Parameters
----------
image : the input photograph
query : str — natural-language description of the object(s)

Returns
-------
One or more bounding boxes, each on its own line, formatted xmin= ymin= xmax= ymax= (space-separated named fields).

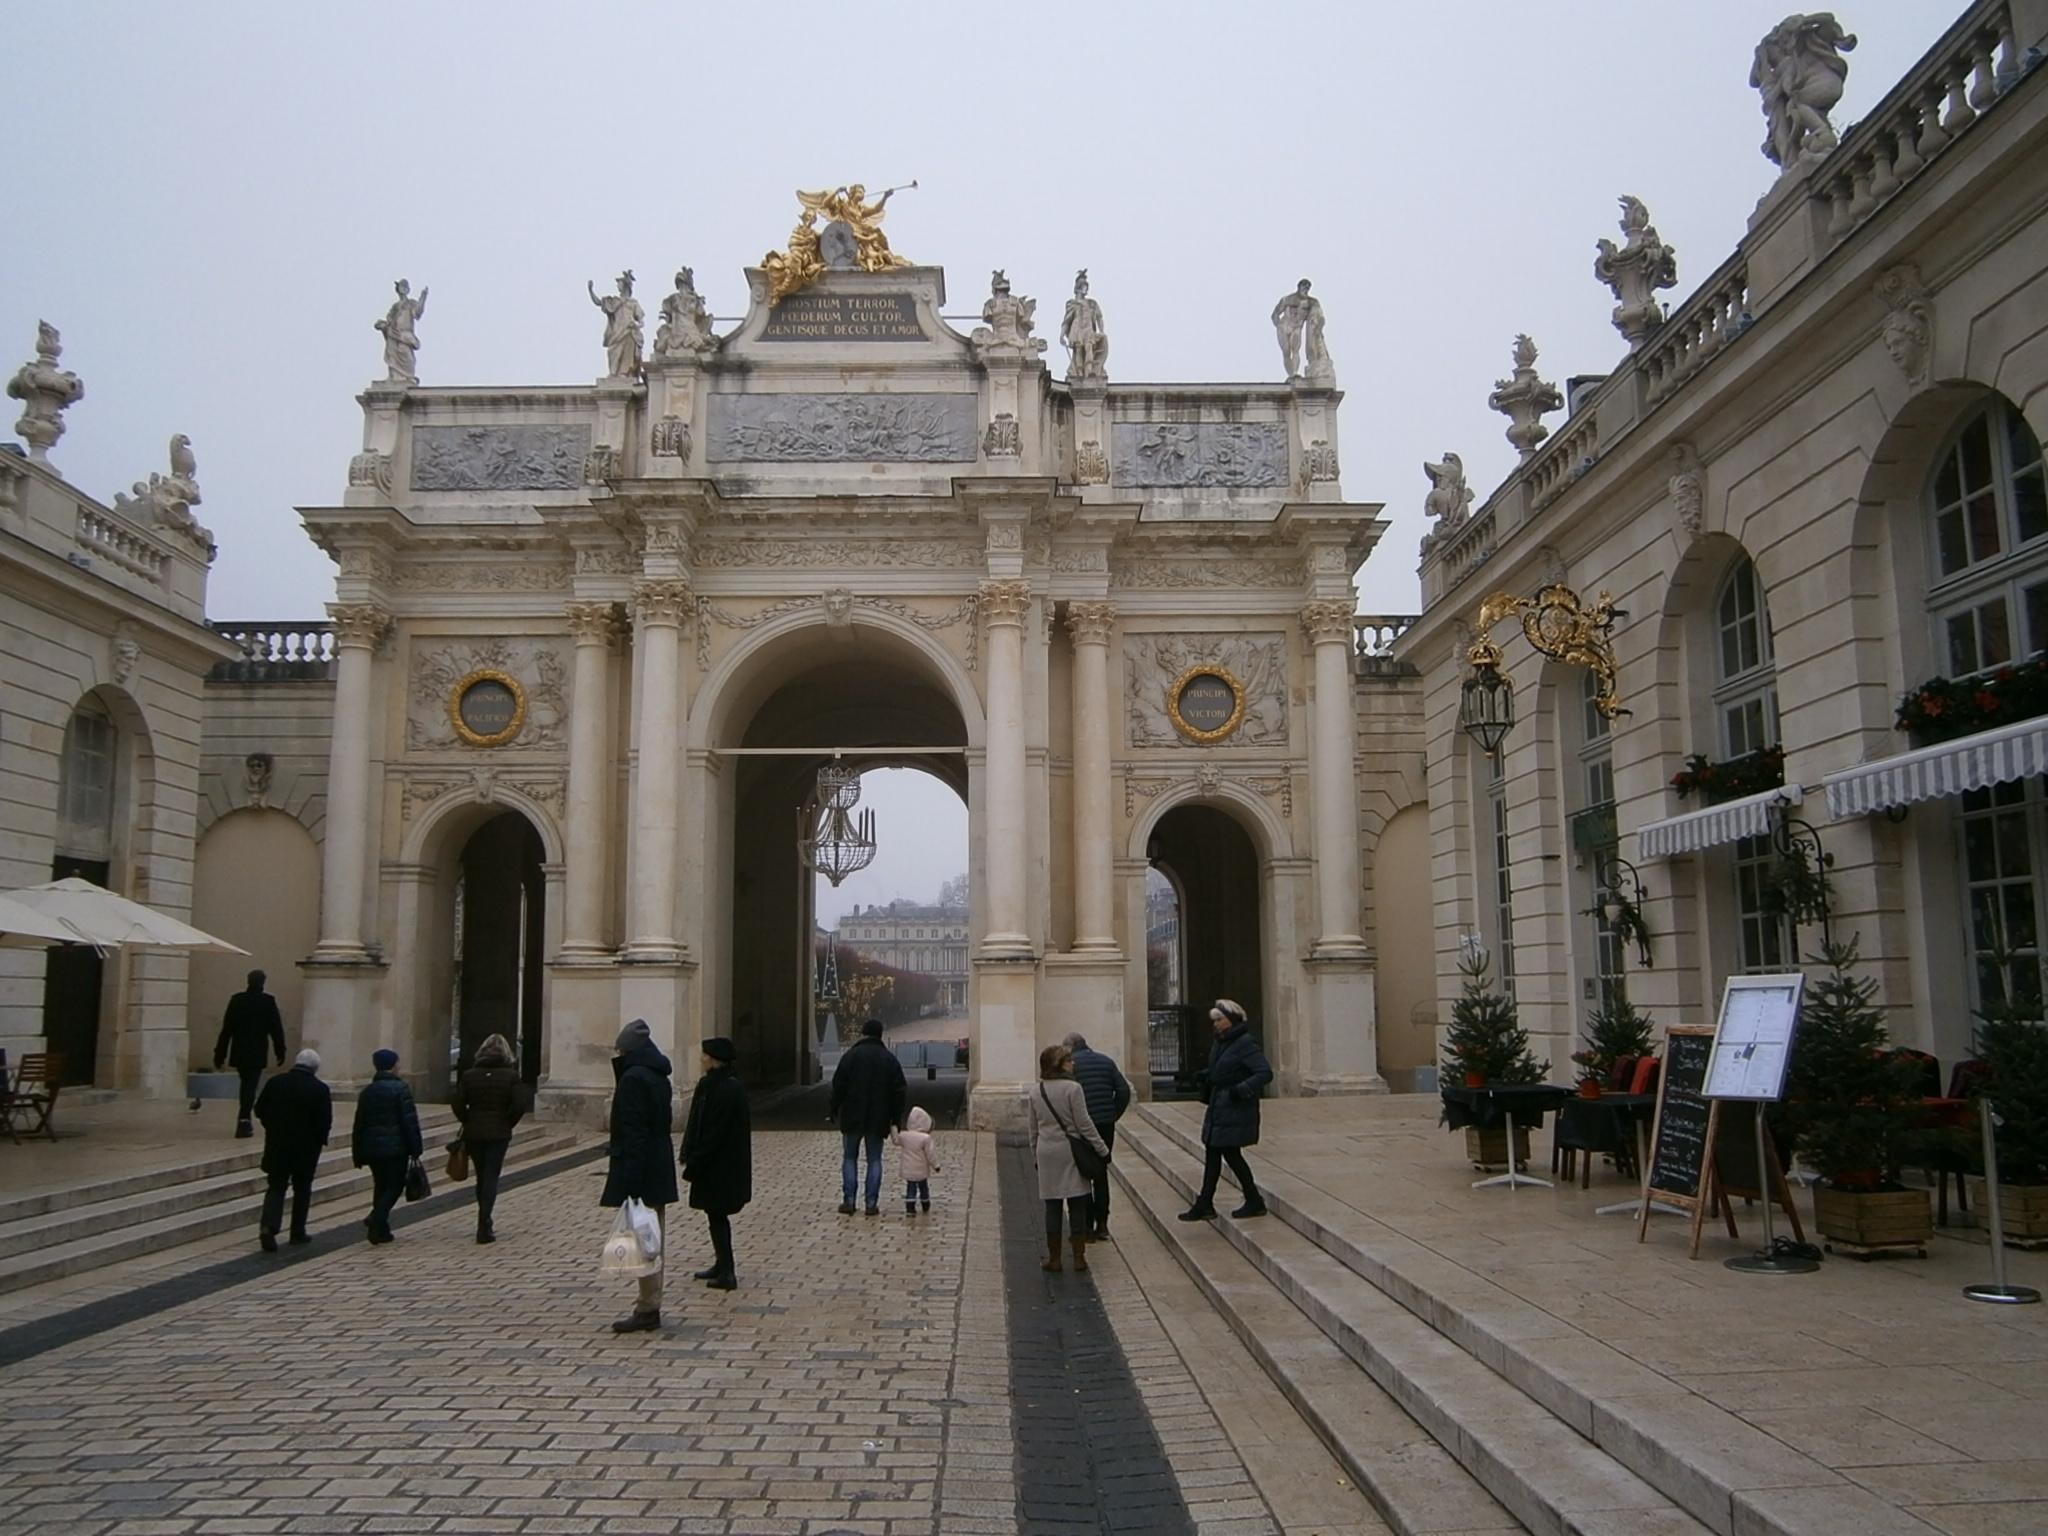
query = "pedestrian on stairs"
xmin=601 ymin=1019 xmax=677 ymax=1334
xmin=1062 ymin=1032 xmax=1130 ymax=1241
xmin=680 ymin=1036 xmax=750 ymax=1291
xmin=351 ymin=1048 xmax=422 ymax=1245
xmin=1028 ymin=1043 xmax=1109 ymax=1273
xmin=450 ymin=1032 xmax=526 ymax=1245
xmin=253 ymin=1048 xmax=331 ymax=1251
xmin=214 ymin=969 xmax=287 ymax=1138
xmin=1177 ymin=999 xmax=1272 ymax=1223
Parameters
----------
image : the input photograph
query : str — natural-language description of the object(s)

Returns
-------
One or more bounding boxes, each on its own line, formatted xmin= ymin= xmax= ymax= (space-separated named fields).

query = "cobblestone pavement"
xmin=0 ymin=1128 xmax=1327 ymax=1535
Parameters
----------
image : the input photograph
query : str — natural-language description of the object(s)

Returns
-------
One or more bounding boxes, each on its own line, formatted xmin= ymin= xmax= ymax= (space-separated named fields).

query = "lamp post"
xmin=1595 ymin=851 xmax=1653 ymax=968
xmin=1458 ymin=645 xmax=1517 ymax=758
xmin=1456 ymin=583 xmax=1626 ymax=758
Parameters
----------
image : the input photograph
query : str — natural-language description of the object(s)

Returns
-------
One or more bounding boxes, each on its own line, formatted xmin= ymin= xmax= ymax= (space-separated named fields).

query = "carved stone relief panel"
xmin=1125 ymin=632 xmax=1288 ymax=748
xmin=410 ymin=425 xmax=591 ymax=491
xmin=707 ymin=394 xmax=977 ymax=462
xmin=692 ymin=538 xmax=982 ymax=570
xmin=407 ymin=635 xmax=570 ymax=752
xmin=1110 ymin=422 xmax=1288 ymax=488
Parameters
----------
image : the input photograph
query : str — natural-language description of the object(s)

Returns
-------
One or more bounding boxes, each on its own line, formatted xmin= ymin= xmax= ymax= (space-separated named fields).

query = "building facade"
xmin=837 ymin=899 xmax=970 ymax=1012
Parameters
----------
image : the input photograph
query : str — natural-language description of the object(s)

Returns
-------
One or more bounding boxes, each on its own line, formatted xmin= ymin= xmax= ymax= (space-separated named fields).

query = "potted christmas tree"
xmin=1441 ymin=944 xmax=1546 ymax=1166
xmin=1571 ymin=996 xmax=1656 ymax=1098
xmin=1969 ymin=991 xmax=2048 ymax=1242
xmin=1783 ymin=938 xmax=1931 ymax=1253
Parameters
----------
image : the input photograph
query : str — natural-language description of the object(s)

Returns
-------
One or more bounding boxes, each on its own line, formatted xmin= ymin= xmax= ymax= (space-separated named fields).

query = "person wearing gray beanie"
xmin=253 ymin=1045 xmax=332 ymax=1252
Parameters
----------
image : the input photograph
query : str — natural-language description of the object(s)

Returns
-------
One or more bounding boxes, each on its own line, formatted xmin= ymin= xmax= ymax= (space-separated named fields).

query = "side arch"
xmin=186 ymin=809 xmax=321 ymax=1069
xmin=398 ymin=781 xmax=567 ymax=870
xmin=1126 ymin=779 xmax=1292 ymax=865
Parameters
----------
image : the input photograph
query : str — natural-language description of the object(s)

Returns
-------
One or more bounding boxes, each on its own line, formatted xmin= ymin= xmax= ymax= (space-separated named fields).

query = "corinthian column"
xmin=980 ymin=579 xmax=1034 ymax=954
xmin=1066 ymin=601 xmax=1117 ymax=952
xmin=561 ymin=601 xmax=618 ymax=954
xmin=312 ymin=602 xmax=389 ymax=956
xmin=1302 ymin=600 xmax=1367 ymax=955
xmin=624 ymin=579 xmax=691 ymax=960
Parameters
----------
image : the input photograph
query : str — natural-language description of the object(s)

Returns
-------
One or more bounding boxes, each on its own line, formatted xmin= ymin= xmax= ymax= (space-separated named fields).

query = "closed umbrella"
xmin=0 ymin=892 xmax=86 ymax=948
xmin=1 ymin=877 xmax=246 ymax=954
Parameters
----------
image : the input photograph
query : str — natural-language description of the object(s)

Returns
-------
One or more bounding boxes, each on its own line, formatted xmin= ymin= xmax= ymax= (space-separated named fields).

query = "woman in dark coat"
xmin=601 ymin=1019 xmax=677 ymax=1333
xmin=1177 ymin=999 xmax=1273 ymax=1222
xmin=351 ymin=1048 xmax=423 ymax=1244
xmin=450 ymin=1032 xmax=526 ymax=1244
xmin=680 ymin=1036 xmax=752 ymax=1292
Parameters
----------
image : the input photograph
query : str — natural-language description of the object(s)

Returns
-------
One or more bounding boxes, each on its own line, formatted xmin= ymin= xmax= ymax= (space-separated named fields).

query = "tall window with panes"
xmin=1714 ymin=558 xmax=1790 ymax=971
xmin=1480 ymin=747 xmax=1515 ymax=995
xmin=1577 ymin=670 xmax=1627 ymax=1007
xmin=1930 ymin=400 xmax=2048 ymax=1008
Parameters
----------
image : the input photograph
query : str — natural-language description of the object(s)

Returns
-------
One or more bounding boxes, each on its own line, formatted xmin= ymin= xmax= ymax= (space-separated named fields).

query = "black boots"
xmin=1231 ymin=1196 xmax=1269 ymax=1218
xmin=1176 ymin=1202 xmax=1216 ymax=1222
xmin=235 ymin=1119 xmax=254 ymax=1139
xmin=611 ymin=1310 xmax=660 ymax=1334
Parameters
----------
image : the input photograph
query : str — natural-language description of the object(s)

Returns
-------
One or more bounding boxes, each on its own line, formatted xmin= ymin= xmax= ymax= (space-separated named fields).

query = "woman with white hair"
xmin=1176 ymin=999 xmax=1272 ymax=1223
xmin=450 ymin=1033 xmax=527 ymax=1244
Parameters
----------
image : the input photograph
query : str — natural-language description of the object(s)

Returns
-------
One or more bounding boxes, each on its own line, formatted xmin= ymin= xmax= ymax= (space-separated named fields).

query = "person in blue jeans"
xmin=829 ymin=1018 xmax=907 ymax=1215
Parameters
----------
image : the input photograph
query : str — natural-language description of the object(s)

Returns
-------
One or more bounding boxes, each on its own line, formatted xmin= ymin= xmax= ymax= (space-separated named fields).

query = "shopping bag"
xmin=445 ymin=1138 xmax=470 ymax=1183
xmin=599 ymin=1198 xmax=662 ymax=1277
xmin=403 ymin=1156 xmax=432 ymax=1203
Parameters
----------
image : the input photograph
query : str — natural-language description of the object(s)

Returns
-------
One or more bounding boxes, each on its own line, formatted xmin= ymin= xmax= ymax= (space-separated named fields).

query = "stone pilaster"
xmin=560 ymin=601 xmax=619 ymax=956
xmin=1066 ymin=601 xmax=1118 ymax=952
xmin=980 ymin=578 xmax=1034 ymax=955
xmin=1301 ymin=599 xmax=1367 ymax=955
xmin=623 ymin=578 xmax=691 ymax=962
xmin=311 ymin=602 xmax=389 ymax=957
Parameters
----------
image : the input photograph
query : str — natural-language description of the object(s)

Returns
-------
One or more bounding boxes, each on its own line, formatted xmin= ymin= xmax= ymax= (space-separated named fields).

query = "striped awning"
xmin=1822 ymin=716 xmax=2048 ymax=818
xmin=1635 ymin=785 xmax=1803 ymax=859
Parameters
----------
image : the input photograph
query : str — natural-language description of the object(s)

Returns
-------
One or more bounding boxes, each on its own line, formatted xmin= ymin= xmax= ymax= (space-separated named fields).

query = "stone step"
xmin=1112 ymin=1145 xmax=1529 ymax=1535
xmin=0 ymin=1127 xmax=584 ymax=1296
xmin=1129 ymin=1106 xmax=1921 ymax=1536
xmin=1117 ymin=1114 xmax=1718 ymax=1536
xmin=0 ymin=1108 xmax=463 ymax=1225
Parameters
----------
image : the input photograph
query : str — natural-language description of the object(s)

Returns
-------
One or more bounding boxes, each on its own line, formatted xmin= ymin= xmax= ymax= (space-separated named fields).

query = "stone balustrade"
xmin=1818 ymin=0 xmax=2023 ymax=243
xmin=208 ymin=621 xmax=337 ymax=682
xmin=74 ymin=505 xmax=169 ymax=586
xmin=1352 ymin=615 xmax=1418 ymax=656
xmin=1433 ymin=507 xmax=1497 ymax=584
xmin=1640 ymin=255 xmax=1752 ymax=408
xmin=1529 ymin=409 xmax=1601 ymax=513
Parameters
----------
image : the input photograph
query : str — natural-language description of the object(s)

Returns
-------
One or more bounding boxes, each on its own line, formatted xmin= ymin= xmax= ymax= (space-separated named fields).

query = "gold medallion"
xmin=448 ymin=668 xmax=526 ymax=748
xmin=1168 ymin=665 xmax=1246 ymax=744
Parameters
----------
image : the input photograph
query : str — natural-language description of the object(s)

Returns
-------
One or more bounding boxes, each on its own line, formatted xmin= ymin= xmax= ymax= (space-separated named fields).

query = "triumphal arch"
xmin=295 ymin=192 xmax=1390 ymax=1125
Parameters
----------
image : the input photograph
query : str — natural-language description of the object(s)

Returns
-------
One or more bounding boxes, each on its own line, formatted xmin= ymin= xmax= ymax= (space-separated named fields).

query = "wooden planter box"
xmin=1965 ymin=1178 xmax=2048 ymax=1240
xmin=1814 ymin=1186 xmax=1933 ymax=1252
xmin=1464 ymin=1126 xmax=1532 ymax=1170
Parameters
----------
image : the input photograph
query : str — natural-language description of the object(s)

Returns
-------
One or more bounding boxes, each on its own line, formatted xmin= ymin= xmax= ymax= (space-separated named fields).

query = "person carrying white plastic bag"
xmin=599 ymin=1197 xmax=663 ymax=1276
xmin=597 ymin=1020 xmax=677 ymax=1333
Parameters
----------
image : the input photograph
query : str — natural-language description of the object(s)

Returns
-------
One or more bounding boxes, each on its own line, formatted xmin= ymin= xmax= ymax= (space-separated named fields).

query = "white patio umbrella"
xmin=1 ymin=877 xmax=247 ymax=954
xmin=0 ymin=891 xmax=88 ymax=948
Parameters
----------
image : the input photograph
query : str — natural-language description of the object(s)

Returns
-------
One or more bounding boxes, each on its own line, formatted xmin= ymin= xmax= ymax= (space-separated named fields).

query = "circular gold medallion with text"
xmin=449 ymin=669 xmax=526 ymax=748
xmin=1168 ymin=665 xmax=1245 ymax=744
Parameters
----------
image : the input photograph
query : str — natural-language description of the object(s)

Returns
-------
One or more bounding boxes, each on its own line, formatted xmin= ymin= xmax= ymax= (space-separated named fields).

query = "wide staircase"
xmin=1115 ymin=1103 xmax=1852 ymax=1536
xmin=0 ymin=1107 xmax=595 ymax=1295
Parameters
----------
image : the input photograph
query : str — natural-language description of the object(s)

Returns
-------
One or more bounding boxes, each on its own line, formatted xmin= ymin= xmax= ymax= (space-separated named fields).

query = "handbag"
xmin=445 ymin=1138 xmax=470 ymax=1183
xmin=1039 ymin=1085 xmax=1107 ymax=1181
xmin=403 ymin=1156 xmax=431 ymax=1203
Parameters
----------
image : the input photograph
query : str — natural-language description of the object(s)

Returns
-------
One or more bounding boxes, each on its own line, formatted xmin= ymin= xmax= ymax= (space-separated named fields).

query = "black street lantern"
xmin=1459 ymin=652 xmax=1516 ymax=758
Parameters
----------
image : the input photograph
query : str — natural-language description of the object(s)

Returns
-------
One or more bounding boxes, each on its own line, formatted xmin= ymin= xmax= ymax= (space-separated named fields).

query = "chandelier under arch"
xmin=800 ymin=763 xmax=877 ymax=887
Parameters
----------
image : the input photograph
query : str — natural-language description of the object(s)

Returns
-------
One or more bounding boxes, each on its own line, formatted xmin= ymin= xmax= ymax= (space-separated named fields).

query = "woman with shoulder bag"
xmin=450 ymin=1032 xmax=526 ymax=1244
xmin=1026 ymin=1043 xmax=1110 ymax=1273
xmin=1177 ymin=999 xmax=1273 ymax=1222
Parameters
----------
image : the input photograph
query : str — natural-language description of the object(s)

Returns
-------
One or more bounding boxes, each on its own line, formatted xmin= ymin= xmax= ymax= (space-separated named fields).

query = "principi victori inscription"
xmin=760 ymin=291 xmax=925 ymax=342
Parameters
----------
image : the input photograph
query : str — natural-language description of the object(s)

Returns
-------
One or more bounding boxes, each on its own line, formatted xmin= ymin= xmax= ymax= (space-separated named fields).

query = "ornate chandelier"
xmin=800 ymin=764 xmax=877 ymax=887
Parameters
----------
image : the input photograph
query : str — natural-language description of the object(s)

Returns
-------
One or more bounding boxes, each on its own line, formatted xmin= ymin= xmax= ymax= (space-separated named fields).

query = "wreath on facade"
xmin=1670 ymin=746 xmax=1785 ymax=803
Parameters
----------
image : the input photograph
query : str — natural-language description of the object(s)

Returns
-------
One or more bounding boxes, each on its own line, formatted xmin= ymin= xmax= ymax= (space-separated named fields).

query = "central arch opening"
xmin=1147 ymin=801 xmax=1265 ymax=1089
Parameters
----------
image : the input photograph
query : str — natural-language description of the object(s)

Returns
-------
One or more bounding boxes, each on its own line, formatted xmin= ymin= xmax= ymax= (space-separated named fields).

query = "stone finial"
xmin=1593 ymin=196 xmax=1679 ymax=348
xmin=969 ymin=270 xmax=1046 ymax=363
xmin=7 ymin=321 xmax=84 ymax=462
xmin=1751 ymin=14 xmax=1858 ymax=169
xmin=374 ymin=279 xmax=427 ymax=385
xmin=588 ymin=270 xmax=645 ymax=381
xmin=1061 ymin=269 xmax=1109 ymax=386
xmin=653 ymin=266 xmax=719 ymax=359
xmin=1272 ymin=279 xmax=1334 ymax=386
xmin=1488 ymin=335 xmax=1563 ymax=460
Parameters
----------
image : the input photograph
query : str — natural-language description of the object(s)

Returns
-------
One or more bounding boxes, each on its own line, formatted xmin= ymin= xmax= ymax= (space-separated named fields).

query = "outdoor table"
xmin=1555 ymin=1091 xmax=1658 ymax=1189
xmin=1440 ymin=1083 xmax=1571 ymax=1191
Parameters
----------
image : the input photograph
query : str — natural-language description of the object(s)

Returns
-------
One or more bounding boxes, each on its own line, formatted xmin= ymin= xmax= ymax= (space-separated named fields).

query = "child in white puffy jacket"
xmin=892 ymin=1105 xmax=940 ymax=1216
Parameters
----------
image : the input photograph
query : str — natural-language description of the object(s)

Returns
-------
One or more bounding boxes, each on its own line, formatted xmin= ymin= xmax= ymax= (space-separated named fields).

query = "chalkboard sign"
xmin=1645 ymin=1028 xmax=1714 ymax=1202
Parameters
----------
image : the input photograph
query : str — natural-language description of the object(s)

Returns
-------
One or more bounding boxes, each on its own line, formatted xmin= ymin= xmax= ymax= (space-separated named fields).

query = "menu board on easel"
xmin=1703 ymin=974 xmax=1805 ymax=1101
xmin=1637 ymin=1027 xmax=1722 ymax=1244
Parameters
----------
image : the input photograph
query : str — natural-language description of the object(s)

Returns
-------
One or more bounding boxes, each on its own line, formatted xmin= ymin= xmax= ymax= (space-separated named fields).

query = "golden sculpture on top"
xmin=1467 ymin=583 xmax=1628 ymax=721
xmin=762 ymin=182 xmax=918 ymax=303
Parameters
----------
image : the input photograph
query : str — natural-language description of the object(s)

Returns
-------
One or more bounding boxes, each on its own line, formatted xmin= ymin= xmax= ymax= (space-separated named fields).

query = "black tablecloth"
xmin=1440 ymin=1083 xmax=1572 ymax=1132
xmin=1553 ymin=1092 xmax=1658 ymax=1156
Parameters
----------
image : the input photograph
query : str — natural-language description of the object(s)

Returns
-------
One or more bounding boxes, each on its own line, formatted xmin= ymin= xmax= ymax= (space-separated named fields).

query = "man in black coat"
xmin=601 ymin=1019 xmax=677 ymax=1333
xmin=253 ymin=1048 xmax=332 ymax=1251
xmin=214 ymin=969 xmax=287 ymax=1138
xmin=1063 ymin=1032 xmax=1132 ymax=1241
xmin=681 ymin=1036 xmax=751 ymax=1291
xmin=830 ymin=1018 xmax=907 ymax=1216
xmin=350 ymin=1048 xmax=423 ymax=1245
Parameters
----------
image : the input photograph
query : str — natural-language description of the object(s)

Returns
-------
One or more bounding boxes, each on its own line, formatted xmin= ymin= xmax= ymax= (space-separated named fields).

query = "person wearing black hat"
xmin=214 ymin=969 xmax=287 ymax=1138
xmin=680 ymin=1036 xmax=751 ymax=1291
xmin=829 ymin=1017 xmax=907 ymax=1215
xmin=600 ymin=1019 xmax=677 ymax=1333
xmin=351 ymin=1048 xmax=422 ymax=1244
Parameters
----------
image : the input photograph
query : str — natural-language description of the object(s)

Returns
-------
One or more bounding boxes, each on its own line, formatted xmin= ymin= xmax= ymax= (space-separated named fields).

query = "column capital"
xmin=979 ymin=579 xmax=1034 ymax=628
xmin=631 ymin=578 xmax=694 ymax=629
xmin=1299 ymin=599 xmax=1353 ymax=643
xmin=326 ymin=602 xmax=391 ymax=649
xmin=1064 ymin=600 xmax=1117 ymax=646
xmin=564 ymin=600 xmax=622 ymax=644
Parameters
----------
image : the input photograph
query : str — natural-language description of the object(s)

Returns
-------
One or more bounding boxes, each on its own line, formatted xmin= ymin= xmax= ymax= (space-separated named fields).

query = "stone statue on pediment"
xmin=1424 ymin=454 xmax=1473 ymax=531
xmin=1061 ymin=269 xmax=1109 ymax=386
xmin=588 ymin=269 xmax=644 ymax=380
xmin=653 ymin=266 xmax=719 ymax=359
xmin=1751 ymin=13 xmax=1857 ymax=168
xmin=970 ymin=270 xmax=1045 ymax=362
xmin=373 ymin=278 xmax=427 ymax=384
xmin=1272 ymin=279 xmax=1334 ymax=386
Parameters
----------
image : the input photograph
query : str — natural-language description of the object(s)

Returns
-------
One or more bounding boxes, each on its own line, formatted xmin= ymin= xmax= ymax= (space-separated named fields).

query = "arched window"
xmin=1714 ymin=558 xmax=1788 ymax=972
xmin=56 ymin=698 xmax=117 ymax=863
xmin=1927 ymin=399 xmax=2048 ymax=676
xmin=1475 ymin=742 xmax=1515 ymax=996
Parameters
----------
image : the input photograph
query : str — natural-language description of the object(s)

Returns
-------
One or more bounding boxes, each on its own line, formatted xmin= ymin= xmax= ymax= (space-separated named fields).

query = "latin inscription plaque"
xmin=1168 ymin=666 xmax=1246 ymax=744
xmin=759 ymin=291 xmax=924 ymax=342
xmin=449 ymin=670 xmax=526 ymax=748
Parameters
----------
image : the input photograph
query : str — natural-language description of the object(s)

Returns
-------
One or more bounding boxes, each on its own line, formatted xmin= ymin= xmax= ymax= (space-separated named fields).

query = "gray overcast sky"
xmin=5 ymin=2 xmax=1940 ymax=912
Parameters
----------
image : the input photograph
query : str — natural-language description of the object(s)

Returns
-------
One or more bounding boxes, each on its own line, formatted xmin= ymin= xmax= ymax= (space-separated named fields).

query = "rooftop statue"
xmin=7 ymin=320 xmax=84 ymax=463
xmin=762 ymin=182 xmax=917 ymax=303
xmin=115 ymin=433 xmax=213 ymax=556
xmin=653 ymin=266 xmax=719 ymax=359
xmin=1593 ymin=196 xmax=1679 ymax=348
xmin=1423 ymin=454 xmax=1474 ymax=531
xmin=970 ymin=270 xmax=1045 ymax=362
xmin=1272 ymin=279 xmax=1334 ymax=386
xmin=1061 ymin=269 xmax=1109 ymax=386
xmin=373 ymin=278 xmax=427 ymax=385
xmin=588 ymin=269 xmax=644 ymax=380
xmin=1751 ymin=13 xmax=1858 ymax=168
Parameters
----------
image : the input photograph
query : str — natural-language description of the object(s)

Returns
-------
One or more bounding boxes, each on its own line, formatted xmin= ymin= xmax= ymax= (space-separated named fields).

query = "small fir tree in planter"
xmin=1783 ymin=938 xmax=1931 ymax=1251
xmin=1972 ymin=989 xmax=2048 ymax=1239
xmin=1571 ymin=996 xmax=1656 ymax=1094
xmin=1441 ymin=945 xmax=1545 ymax=1166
